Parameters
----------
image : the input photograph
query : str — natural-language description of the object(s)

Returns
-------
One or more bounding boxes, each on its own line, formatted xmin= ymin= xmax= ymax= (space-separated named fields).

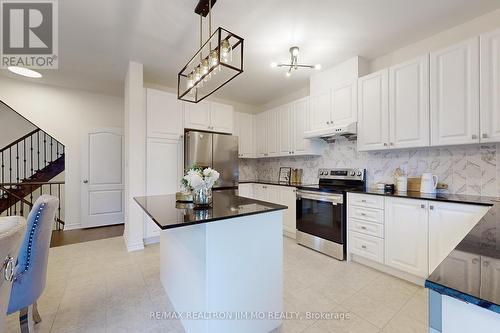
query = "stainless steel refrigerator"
xmin=184 ymin=131 xmax=239 ymax=189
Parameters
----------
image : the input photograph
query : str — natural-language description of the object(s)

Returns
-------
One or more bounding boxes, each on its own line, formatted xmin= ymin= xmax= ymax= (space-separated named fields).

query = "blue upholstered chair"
xmin=7 ymin=195 xmax=59 ymax=333
xmin=0 ymin=216 xmax=27 ymax=332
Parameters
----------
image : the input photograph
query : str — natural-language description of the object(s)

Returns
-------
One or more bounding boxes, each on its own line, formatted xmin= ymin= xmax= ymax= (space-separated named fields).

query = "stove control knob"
xmin=350 ymin=171 xmax=355 ymax=176
xmin=357 ymin=171 xmax=363 ymax=176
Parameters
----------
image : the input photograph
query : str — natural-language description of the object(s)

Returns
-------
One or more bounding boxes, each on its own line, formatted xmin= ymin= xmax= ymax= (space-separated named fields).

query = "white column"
xmin=124 ymin=61 xmax=145 ymax=251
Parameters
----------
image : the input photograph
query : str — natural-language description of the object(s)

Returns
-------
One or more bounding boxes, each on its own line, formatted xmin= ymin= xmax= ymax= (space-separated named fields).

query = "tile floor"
xmin=5 ymin=236 xmax=428 ymax=333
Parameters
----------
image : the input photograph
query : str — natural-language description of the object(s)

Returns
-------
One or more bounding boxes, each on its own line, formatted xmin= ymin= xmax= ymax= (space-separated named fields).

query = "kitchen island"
xmin=134 ymin=191 xmax=287 ymax=333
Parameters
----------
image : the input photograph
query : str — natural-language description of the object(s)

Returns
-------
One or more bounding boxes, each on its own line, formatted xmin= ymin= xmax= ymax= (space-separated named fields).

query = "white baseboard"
xmin=144 ymin=236 xmax=160 ymax=245
xmin=283 ymin=230 xmax=296 ymax=239
xmin=352 ymin=254 xmax=425 ymax=286
xmin=63 ymin=223 xmax=82 ymax=230
xmin=126 ymin=241 xmax=145 ymax=252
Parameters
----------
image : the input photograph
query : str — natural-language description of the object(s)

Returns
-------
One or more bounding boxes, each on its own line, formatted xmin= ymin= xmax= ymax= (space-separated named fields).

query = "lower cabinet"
xmin=385 ymin=197 xmax=429 ymax=278
xmin=238 ymin=183 xmax=296 ymax=237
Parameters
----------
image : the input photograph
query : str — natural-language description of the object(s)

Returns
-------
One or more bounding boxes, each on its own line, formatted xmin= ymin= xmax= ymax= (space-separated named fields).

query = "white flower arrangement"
xmin=181 ymin=166 xmax=220 ymax=191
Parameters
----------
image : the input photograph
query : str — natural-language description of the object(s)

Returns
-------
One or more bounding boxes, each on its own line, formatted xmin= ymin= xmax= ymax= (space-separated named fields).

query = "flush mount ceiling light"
xmin=178 ymin=0 xmax=244 ymax=103
xmin=7 ymin=66 xmax=42 ymax=78
xmin=270 ymin=46 xmax=321 ymax=77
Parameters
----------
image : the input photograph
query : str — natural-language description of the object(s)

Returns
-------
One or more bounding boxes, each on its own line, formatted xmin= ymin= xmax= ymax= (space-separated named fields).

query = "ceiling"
xmin=2 ymin=0 xmax=500 ymax=106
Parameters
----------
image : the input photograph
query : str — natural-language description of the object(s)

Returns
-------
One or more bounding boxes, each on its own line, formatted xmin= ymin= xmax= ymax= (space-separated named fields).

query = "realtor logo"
xmin=1 ymin=0 xmax=58 ymax=68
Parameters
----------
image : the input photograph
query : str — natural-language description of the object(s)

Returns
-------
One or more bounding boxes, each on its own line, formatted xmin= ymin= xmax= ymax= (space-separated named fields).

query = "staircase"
xmin=0 ymin=128 xmax=65 ymax=229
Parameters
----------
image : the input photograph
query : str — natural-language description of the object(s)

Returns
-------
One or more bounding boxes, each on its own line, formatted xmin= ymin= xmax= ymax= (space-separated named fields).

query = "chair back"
xmin=7 ymin=195 xmax=58 ymax=314
xmin=0 ymin=217 xmax=26 ymax=331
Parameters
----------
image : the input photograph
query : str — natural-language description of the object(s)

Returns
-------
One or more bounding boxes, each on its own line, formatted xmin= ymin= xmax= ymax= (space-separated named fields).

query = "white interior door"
xmin=81 ymin=128 xmax=124 ymax=228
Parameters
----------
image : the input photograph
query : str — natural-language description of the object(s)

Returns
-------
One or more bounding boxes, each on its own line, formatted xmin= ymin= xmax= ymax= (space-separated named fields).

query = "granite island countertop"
xmin=239 ymin=180 xmax=318 ymax=188
xmin=134 ymin=191 xmax=287 ymax=230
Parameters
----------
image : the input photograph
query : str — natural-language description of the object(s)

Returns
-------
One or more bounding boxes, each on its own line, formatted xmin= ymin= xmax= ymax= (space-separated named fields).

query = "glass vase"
xmin=192 ymin=187 xmax=213 ymax=208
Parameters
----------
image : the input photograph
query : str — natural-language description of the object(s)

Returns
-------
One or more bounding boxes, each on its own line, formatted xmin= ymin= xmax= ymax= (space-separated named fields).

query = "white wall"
xmin=0 ymin=76 xmax=123 ymax=229
xmin=369 ymin=7 xmax=500 ymax=72
xmin=0 ymin=102 xmax=36 ymax=148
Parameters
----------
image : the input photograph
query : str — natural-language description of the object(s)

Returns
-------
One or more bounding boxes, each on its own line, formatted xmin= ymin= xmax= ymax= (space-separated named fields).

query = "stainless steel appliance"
xmin=184 ymin=130 xmax=239 ymax=189
xmin=296 ymin=168 xmax=366 ymax=260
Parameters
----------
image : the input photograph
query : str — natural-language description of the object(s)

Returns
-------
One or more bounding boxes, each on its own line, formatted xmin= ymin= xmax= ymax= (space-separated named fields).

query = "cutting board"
xmin=407 ymin=177 xmax=448 ymax=191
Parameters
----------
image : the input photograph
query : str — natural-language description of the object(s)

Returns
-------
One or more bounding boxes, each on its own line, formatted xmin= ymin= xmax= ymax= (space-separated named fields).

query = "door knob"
xmin=83 ymin=180 xmax=88 ymax=184
xmin=482 ymin=133 xmax=488 ymax=139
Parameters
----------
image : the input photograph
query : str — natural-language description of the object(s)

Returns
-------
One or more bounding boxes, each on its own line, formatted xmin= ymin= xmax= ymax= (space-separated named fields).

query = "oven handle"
xmin=297 ymin=193 xmax=341 ymax=204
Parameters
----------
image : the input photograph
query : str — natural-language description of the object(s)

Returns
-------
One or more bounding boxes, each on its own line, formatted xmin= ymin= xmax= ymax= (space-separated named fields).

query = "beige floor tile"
xmin=342 ymin=292 xmax=399 ymax=328
xmin=398 ymin=287 xmax=428 ymax=325
xmin=302 ymin=304 xmax=380 ymax=333
xmin=382 ymin=313 xmax=427 ymax=333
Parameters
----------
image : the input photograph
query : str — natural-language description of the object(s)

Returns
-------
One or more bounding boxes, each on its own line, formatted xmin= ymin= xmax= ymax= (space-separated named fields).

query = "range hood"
xmin=304 ymin=122 xmax=357 ymax=143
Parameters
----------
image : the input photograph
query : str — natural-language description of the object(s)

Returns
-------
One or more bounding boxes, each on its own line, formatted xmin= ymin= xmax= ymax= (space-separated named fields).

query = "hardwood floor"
xmin=50 ymin=223 xmax=124 ymax=247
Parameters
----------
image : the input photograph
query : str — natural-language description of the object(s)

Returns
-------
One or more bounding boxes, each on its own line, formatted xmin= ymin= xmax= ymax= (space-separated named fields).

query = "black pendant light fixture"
xmin=178 ymin=0 xmax=244 ymax=103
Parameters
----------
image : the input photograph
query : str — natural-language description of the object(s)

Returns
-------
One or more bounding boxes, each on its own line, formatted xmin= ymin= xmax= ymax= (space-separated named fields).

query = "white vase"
xmin=192 ymin=187 xmax=213 ymax=207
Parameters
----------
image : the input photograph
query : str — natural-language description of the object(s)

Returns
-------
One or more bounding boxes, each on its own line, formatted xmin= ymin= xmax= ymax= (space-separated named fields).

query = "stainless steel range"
xmin=296 ymin=168 xmax=366 ymax=260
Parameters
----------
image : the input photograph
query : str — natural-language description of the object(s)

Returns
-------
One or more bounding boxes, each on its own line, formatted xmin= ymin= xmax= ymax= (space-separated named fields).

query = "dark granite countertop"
xmin=134 ymin=191 xmax=287 ymax=230
xmin=425 ymin=199 xmax=500 ymax=313
xmin=239 ymin=180 xmax=318 ymax=188
xmin=348 ymin=189 xmax=496 ymax=206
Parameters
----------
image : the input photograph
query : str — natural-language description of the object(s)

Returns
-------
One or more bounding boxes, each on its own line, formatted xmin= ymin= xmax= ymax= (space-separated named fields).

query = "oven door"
xmin=296 ymin=191 xmax=344 ymax=244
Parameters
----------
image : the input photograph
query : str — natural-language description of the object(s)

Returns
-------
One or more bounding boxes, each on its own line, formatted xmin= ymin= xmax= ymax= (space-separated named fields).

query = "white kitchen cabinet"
xmin=389 ymin=55 xmax=430 ymax=148
xmin=357 ymin=69 xmax=390 ymax=151
xmin=253 ymin=183 xmax=269 ymax=201
xmin=331 ymin=80 xmax=358 ymax=126
xmin=436 ymin=250 xmax=481 ymax=296
xmin=210 ymin=102 xmax=234 ymax=133
xmin=234 ymin=112 xmax=255 ymax=158
xmin=480 ymin=256 xmax=500 ymax=302
xmin=429 ymin=202 xmax=489 ymax=272
xmin=266 ymin=110 xmax=279 ymax=157
xmin=278 ymin=105 xmax=292 ymax=156
xmin=278 ymin=186 xmax=297 ymax=238
xmin=291 ymin=97 xmax=312 ymax=155
xmin=238 ymin=183 xmax=254 ymax=199
xmin=184 ymin=101 xmax=233 ymax=133
xmin=430 ymin=38 xmax=480 ymax=146
xmin=145 ymin=138 xmax=183 ymax=239
xmin=385 ymin=197 xmax=429 ymax=278
xmin=480 ymin=28 xmax=500 ymax=143
xmin=146 ymin=89 xmax=183 ymax=140
xmin=309 ymin=91 xmax=331 ymax=131
xmin=255 ymin=112 xmax=268 ymax=157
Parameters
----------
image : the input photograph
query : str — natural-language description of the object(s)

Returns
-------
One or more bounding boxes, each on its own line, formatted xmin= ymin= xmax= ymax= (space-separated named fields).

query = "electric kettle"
xmin=420 ymin=173 xmax=438 ymax=193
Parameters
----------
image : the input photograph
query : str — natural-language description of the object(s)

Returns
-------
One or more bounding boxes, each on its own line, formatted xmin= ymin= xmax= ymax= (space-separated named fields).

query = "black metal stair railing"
xmin=0 ymin=128 xmax=65 ymax=230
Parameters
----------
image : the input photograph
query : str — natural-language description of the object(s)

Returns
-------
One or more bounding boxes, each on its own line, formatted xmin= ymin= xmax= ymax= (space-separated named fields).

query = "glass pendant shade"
xmin=178 ymin=27 xmax=244 ymax=103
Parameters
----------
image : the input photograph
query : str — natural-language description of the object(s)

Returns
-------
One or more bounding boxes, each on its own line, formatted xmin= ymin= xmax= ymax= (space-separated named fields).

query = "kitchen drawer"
xmin=349 ymin=193 xmax=384 ymax=209
xmin=349 ymin=231 xmax=384 ymax=263
xmin=349 ymin=206 xmax=384 ymax=224
xmin=349 ymin=218 xmax=384 ymax=238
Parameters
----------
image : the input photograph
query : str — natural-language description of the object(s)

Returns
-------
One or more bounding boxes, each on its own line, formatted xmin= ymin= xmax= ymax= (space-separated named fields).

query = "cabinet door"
xmin=309 ymin=91 xmax=332 ymax=131
xmin=238 ymin=183 xmax=254 ymax=199
xmin=436 ymin=250 xmax=480 ymax=296
xmin=146 ymin=89 xmax=183 ymax=140
xmin=291 ymin=97 xmax=311 ymax=155
xmin=332 ymin=80 xmax=357 ymax=126
xmin=266 ymin=185 xmax=280 ymax=204
xmin=184 ymin=101 xmax=210 ymax=131
xmin=235 ymin=112 xmax=255 ymax=158
xmin=480 ymin=256 xmax=500 ymax=302
xmin=253 ymin=184 xmax=268 ymax=201
xmin=429 ymin=202 xmax=489 ymax=272
xmin=145 ymin=138 xmax=183 ymax=238
xmin=430 ymin=38 xmax=480 ymax=146
xmin=255 ymin=112 xmax=267 ymax=157
xmin=357 ymin=69 xmax=389 ymax=151
xmin=389 ymin=55 xmax=430 ymax=148
xmin=267 ymin=110 xmax=279 ymax=157
xmin=385 ymin=197 xmax=428 ymax=277
xmin=278 ymin=105 xmax=292 ymax=155
xmin=278 ymin=186 xmax=297 ymax=237
xmin=480 ymin=28 xmax=500 ymax=143
xmin=210 ymin=102 xmax=234 ymax=134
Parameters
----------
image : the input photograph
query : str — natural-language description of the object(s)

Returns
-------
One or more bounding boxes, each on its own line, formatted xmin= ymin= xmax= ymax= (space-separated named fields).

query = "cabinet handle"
xmin=360 ymin=226 xmax=367 ymax=230
xmin=430 ymin=205 xmax=434 ymax=210
xmin=390 ymin=143 xmax=394 ymax=146
xmin=383 ymin=143 xmax=388 ymax=147
xmin=360 ymin=213 xmax=366 ymax=216
xmin=472 ymin=134 xmax=477 ymax=140
xmin=472 ymin=258 xmax=479 ymax=264
xmin=421 ymin=204 xmax=425 ymax=209
xmin=361 ymin=199 xmax=366 ymax=203
xmin=482 ymin=133 xmax=488 ymax=139
xmin=361 ymin=245 xmax=367 ymax=249
xmin=483 ymin=261 xmax=490 ymax=267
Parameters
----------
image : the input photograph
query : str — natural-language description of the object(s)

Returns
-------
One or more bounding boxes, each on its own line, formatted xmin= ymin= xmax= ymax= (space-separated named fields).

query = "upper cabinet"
xmin=184 ymin=100 xmax=234 ymax=134
xmin=430 ymin=38 xmax=480 ymax=146
xmin=389 ymin=55 xmax=430 ymax=149
xmin=310 ymin=91 xmax=332 ymax=131
xmin=146 ymin=89 xmax=183 ymax=140
xmin=480 ymin=28 xmax=500 ymax=143
xmin=332 ymin=80 xmax=358 ymax=126
xmin=234 ymin=112 xmax=255 ymax=158
xmin=255 ymin=111 xmax=268 ymax=158
xmin=357 ymin=69 xmax=389 ymax=151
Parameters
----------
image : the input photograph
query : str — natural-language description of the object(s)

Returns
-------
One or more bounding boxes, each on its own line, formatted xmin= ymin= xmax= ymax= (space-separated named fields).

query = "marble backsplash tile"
xmin=238 ymin=139 xmax=500 ymax=197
